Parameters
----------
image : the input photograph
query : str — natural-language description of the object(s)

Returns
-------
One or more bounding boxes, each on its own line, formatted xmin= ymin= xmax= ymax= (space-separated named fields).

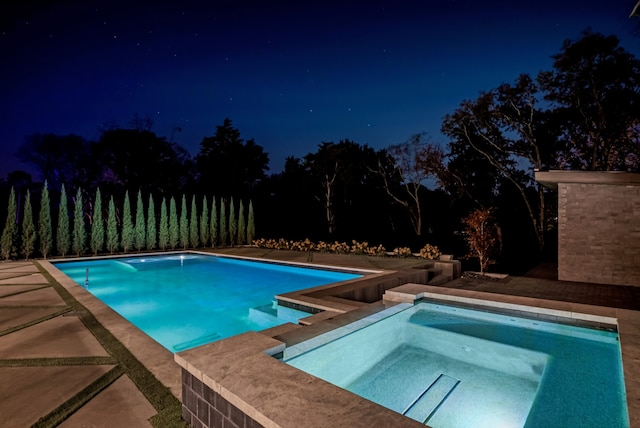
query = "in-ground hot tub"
xmin=282 ymin=300 xmax=629 ymax=427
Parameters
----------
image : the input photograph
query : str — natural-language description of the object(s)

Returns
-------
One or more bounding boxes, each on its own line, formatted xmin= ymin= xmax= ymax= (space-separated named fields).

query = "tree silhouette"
xmin=38 ymin=181 xmax=52 ymax=258
xmin=90 ymin=188 xmax=104 ymax=256
xmin=21 ymin=190 xmax=36 ymax=259
xmin=539 ymin=31 xmax=640 ymax=171
xmin=121 ymin=191 xmax=133 ymax=253
xmin=220 ymin=199 xmax=228 ymax=247
xmin=179 ymin=195 xmax=188 ymax=249
xmin=94 ymin=129 xmax=193 ymax=196
xmin=247 ymin=200 xmax=255 ymax=245
xmin=200 ymin=196 xmax=209 ymax=248
xmin=106 ymin=196 xmax=119 ymax=254
xmin=375 ymin=133 xmax=444 ymax=236
xmin=147 ymin=194 xmax=157 ymax=251
xmin=210 ymin=197 xmax=218 ymax=248
xmin=158 ymin=197 xmax=169 ymax=251
xmin=56 ymin=184 xmax=70 ymax=257
xmin=17 ymin=134 xmax=91 ymax=190
xmin=134 ymin=190 xmax=146 ymax=251
xmin=189 ymin=195 xmax=199 ymax=248
xmin=229 ymin=197 xmax=237 ymax=247
xmin=196 ymin=118 xmax=269 ymax=198
xmin=237 ymin=200 xmax=246 ymax=245
xmin=168 ymin=197 xmax=179 ymax=250
xmin=303 ymin=140 xmax=380 ymax=237
xmin=72 ymin=187 xmax=85 ymax=256
xmin=442 ymin=75 xmax=552 ymax=252
xmin=1 ymin=187 xmax=18 ymax=260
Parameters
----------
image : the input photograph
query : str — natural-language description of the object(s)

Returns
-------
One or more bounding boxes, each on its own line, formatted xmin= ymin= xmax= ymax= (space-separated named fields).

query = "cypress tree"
xmin=72 ymin=187 xmax=86 ymax=256
xmin=38 ymin=181 xmax=52 ymax=258
xmin=210 ymin=197 xmax=218 ymax=248
xmin=21 ymin=189 xmax=36 ymax=259
xmin=220 ymin=199 xmax=228 ymax=247
xmin=237 ymin=199 xmax=246 ymax=245
xmin=56 ymin=184 xmax=70 ymax=257
xmin=134 ymin=190 xmax=146 ymax=251
xmin=1 ymin=187 xmax=18 ymax=260
xmin=247 ymin=200 xmax=255 ymax=245
xmin=90 ymin=188 xmax=104 ymax=256
xmin=179 ymin=194 xmax=188 ymax=249
xmin=168 ymin=197 xmax=179 ymax=249
xmin=229 ymin=197 xmax=237 ymax=247
xmin=200 ymin=196 xmax=209 ymax=248
xmin=147 ymin=194 xmax=157 ymax=251
xmin=159 ymin=197 xmax=169 ymax=251
xmin=121 ymin=191 xmax=133 ymax=253
xmin=189 ymin=195 xmax=199 ymax=248
xmin=106 ymin=196 xmax=119 ymax=254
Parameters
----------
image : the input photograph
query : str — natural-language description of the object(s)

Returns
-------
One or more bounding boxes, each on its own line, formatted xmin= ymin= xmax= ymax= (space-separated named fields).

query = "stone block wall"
xmin=182 ymin=369 xmax=264 ymax=428
xmin=558 ymin=182 xmax=640 ymax=286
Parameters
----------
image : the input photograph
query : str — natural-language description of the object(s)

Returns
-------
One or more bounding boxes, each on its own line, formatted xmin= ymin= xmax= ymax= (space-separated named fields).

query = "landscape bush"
xmin=252 ymin=238 xmax=440 ymax=260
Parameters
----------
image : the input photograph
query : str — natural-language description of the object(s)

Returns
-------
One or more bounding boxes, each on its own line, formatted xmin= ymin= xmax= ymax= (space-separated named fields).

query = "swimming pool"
xmin=52 ymin=253 xmax=362 ymax=352
xmin=284 ymin=300 xmax=629 ymax=427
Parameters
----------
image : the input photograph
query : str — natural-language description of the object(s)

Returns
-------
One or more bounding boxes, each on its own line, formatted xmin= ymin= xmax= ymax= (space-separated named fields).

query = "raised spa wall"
xmin=175 ymin=281 xmax=634 ymax=428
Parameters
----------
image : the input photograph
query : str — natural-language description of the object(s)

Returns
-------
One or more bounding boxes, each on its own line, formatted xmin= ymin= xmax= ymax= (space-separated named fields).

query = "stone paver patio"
xmin=0 ymin=261 xmax=159 ymax=427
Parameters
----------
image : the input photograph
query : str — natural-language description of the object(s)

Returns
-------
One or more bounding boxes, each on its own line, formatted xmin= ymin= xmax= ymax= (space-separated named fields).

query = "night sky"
xmin=1 ymin=0 xmax=638 ymax=180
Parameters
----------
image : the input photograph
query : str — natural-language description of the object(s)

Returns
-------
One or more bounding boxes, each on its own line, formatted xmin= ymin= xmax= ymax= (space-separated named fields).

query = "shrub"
xmin=252 ymin=238 xmax=389 ymax=257
xmin=419 ymin=243 xmax=441 ymax=260
xmin=392 ymin=247 xmax=413 ymax=258
xmin=364 ymin=244 xmax=386 ymax=257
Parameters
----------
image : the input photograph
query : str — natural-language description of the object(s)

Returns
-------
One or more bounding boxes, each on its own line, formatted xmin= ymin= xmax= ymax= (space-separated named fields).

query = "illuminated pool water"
xmin=53 ymin=253 xmax=361 ymax=352
xmin=284 ymin=301 xmax=629 ymax=428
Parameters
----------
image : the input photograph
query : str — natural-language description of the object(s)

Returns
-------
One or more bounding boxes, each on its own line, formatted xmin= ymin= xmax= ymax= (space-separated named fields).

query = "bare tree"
xmin=374 ymin=133 xmax=443 ymax=236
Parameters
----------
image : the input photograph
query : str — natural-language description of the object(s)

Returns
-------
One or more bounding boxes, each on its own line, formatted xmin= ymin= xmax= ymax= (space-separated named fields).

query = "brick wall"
xmin=558 ymin=182 xmax=640 ymax=286
xmin=182 ymin=369 xmax=265 ymax=428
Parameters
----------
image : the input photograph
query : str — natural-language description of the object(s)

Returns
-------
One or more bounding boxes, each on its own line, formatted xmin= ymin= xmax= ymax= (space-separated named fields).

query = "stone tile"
xmin=0 ymin=307 xmax=64 ymax=331
xmin=570 ymin=302 xmax=617 ymax=318
xmin=0 ymin=287 xmax=66 ymax=306
xmin=0 ymin=272 xmax=49 ymax=285
xmin=0 ymin=284 xmax=47 ymax=297
xmin=620 ymin=334 xmax=640 ymax=366
xmin=0 ymin=315 xmax=110 ymax=358
xmin=59 ymin=375 xmax=156 ymax=428
xmin=0 ymin=365 xmax=113 ymax=428
xmin=0 ymin=262 xmax=39 ymax=273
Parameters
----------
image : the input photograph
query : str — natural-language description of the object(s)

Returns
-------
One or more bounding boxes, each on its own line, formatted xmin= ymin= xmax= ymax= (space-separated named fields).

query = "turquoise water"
xmin=285 ymin=301 xmax=629 ymax=428
xmin=53 ymin=253 xmax=361 ymax=352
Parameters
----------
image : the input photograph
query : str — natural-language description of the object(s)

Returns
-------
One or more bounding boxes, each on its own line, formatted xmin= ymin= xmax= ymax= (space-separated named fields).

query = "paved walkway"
xmin=1 ymin=251 xmax=639 ymax=427
xmin=451 ymin=262 xmax=640 ymax=310
xmin=0 ymin=262 xmax=157 ymax=428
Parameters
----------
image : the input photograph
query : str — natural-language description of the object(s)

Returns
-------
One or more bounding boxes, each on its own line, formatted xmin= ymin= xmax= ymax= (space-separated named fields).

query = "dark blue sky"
xmin=1 ymin=0 xmax=638 ymax=179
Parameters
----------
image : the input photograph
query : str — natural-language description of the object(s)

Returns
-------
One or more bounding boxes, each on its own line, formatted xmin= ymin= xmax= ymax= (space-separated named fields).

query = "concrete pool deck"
xmin=1 ymin=249 xmax=639 ymax=427
xmin=0 ymin=261 xmax=158 ymax=427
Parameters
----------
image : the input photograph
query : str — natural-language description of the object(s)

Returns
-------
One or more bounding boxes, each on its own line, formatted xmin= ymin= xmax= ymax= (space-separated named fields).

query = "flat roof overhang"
xmin=535 ymin=170 xmax=640 ymax=190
